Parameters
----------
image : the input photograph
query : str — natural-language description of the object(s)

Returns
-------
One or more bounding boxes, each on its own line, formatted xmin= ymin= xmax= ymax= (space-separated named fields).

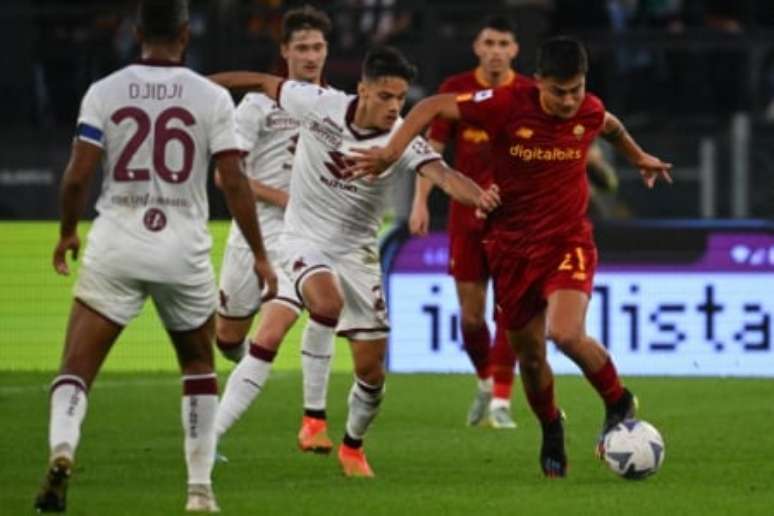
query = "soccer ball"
xmin=601 ymin=419 xmax=665 ymax=479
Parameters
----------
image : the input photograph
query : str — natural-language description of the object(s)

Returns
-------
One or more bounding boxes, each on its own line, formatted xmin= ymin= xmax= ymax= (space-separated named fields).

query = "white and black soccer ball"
xmin=601 ymin=419 xmax=665 ymax=480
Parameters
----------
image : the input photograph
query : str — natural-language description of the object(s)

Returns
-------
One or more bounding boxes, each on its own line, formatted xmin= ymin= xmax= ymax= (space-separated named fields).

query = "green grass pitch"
xmin=1 ymin=222 xmax=774 ymax=515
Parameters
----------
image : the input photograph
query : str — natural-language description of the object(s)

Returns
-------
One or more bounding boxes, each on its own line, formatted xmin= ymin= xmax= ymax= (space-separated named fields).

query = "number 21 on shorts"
xmin=558 ymin=246 xmax=588 ymax=281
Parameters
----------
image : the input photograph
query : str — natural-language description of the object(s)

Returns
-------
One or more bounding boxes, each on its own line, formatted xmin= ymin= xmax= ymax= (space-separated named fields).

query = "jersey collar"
xmin=345 ymin=97 xmax=390 ymax=141
xmin=474 ymin=67 xmax=516 ymax=88
xmin=135 ymin=57 xmax=185 ymax=67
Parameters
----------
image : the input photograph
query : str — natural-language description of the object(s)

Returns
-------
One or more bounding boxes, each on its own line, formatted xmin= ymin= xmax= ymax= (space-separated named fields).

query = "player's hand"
xmin=634 ymin=153 xmax=673 ymax=189
xmin=344 ymin=146 xmax=397 ymax=181
xmin=476 ymin=184 xmax=501 ymax=214
xmin=409 ymin=202 xmax=430 ymax=236
xmin=52 ymin=233 xmax=80 ymax=276
xmin=253 ymin=257 xmax=278 ymax=302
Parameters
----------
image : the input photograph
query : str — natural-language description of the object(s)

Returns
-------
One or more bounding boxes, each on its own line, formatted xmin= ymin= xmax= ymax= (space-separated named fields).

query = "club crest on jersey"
xmin=573 ymin=124 xmax=586 ymax=140
xmin=473 ymin=89 xmax=494 ymax=103
xmin=515 ymin=127 xmax=534 ymax=139
xmin=143 ymin=208 xmax=167 ymax=232
xmin=293 ymin=258 xmax=307 ymax=272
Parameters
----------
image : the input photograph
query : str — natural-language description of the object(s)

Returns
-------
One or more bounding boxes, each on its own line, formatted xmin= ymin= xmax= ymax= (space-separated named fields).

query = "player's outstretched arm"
xmin=348 ymin=94 xmax=461 ymax=179
xmin=601 ymin=111 xmax=673 ymax=189
xmin=409 ymin=175 xmax=434 ymax=235
xmin=213 ymin=170 xmax=287 ymax=207
xmin=248 ymin=179 xmax=290 ymax=208
xmin=407 ymin=137 xmax=445 ymax=235
xmin=418 ymin=160 xmax=500 ymax=215
xmin=216 ymin=153 xmax=278 ymax=299
xmin=208 ymin=71 xmax=284 ymax=100
xmin=53 ymin=140 xmax=102 ymax=275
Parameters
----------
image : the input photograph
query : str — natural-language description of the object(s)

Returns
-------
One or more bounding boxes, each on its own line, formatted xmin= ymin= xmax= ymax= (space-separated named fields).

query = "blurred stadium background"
xmin=2 ymin=1 xmax=774 ymax=515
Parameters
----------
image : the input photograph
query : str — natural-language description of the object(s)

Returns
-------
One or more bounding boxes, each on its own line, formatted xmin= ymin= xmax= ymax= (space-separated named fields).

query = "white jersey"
xmin=278 ymin=80 xmax=441 ymax=254
xmin=76 ymin=60 xmax=239 ymax=285
xmin=226 ymin=92 xmax=300 ymax=249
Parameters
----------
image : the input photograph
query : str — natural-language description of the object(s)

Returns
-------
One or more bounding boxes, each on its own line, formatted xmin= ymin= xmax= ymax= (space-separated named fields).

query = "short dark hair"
xmin=281 ymin=5 xmax=332 ymax=44
xmin=537 ymin=36 xmax=588 ymax=81
xmin=478 ymin=15 xmax=516 ymax=37
xmin=362 ymin=46 xmax=417 ymax=83
xmin=138 ymin=0 xmax=189 ymax=44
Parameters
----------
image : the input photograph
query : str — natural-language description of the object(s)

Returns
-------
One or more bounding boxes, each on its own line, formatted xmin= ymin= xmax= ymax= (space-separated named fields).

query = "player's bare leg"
xmin=455 ymin=280 xmax=494 ymax=425
xmin=509 ymin=311 xmax=567 ymax=478
xmin=35 ymin=300 xmax=123 ymax=513
xmin=338 ymin=337 xmax=386 ymax=478
xmin=215 ymin=314 xmax=253 ymax=363
xmin=168 ymin=315 xmax=221 ymax=513
xmin=546 ymin=290 xmax=637 ymax=450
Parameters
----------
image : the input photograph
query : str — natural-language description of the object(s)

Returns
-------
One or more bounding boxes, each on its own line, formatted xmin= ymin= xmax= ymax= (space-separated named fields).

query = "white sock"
xmin=345 ymin=378 xmax=385 ymax=440
xmin=49 ymin=375 xmax=88 ymax=462
xmin=478 ymin=376 xmax=493 ymax=393
xmin=214 ymin=352 xmax=273 ymax=439
xmin=182 ymin=374 xmax=218 ymax=486
xmin=490 ymin=397 xmax=511 ymax=411
xmin=300 ymin=319 xmax=335 ymax=412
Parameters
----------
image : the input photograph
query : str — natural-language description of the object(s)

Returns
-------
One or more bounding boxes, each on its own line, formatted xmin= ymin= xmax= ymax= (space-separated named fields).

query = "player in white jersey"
xmin=34 ymin=1 xmax=276 ymax=513
xmin=214 ymin=5 xmax=338 ymax=455
xmin=209 ymin=46 xmax=500 ymax=477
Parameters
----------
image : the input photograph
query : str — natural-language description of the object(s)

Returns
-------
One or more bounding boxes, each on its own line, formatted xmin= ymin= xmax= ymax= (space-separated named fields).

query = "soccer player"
xmin=33 ymin=0 xmax=276 ymax=512
xmin=214 ymin=5 xmax=338 ymax=454
xmin=347 ymin=36 xmax=672 ymax=478
xmin=408 ymin=15 xmax=531 ymax=429
xmin=209 ymin=46 xmax=500 ymax=477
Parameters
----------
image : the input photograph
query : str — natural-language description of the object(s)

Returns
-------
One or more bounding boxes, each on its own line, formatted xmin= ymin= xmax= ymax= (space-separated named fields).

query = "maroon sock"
xmin=461 ymin=324 xmax=491 ymax=379
xmin=525 ymin=381 xmax=559 ymax=424
xmin=249 ymin=342 xmax=277 ymax=362
xmin=491 ymin=322 xmax=515 ymax=397
xmin=585 ymin=358 xmax=625 ymax=406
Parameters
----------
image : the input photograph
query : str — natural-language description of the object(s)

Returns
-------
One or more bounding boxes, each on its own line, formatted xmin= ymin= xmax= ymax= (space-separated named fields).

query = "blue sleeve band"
xmin=76 ymin=123 xmax=103 ymax=143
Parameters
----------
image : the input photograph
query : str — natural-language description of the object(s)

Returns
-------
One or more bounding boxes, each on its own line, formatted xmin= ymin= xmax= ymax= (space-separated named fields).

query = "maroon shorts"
xmin=448 ymin=230 xmax=489 ymax=282
xmin=484 ymin=237 xmax=597 ymax=331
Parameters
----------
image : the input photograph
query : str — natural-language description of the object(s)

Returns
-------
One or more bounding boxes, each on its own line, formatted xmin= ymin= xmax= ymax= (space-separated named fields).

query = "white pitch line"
xmin=0 ymin=371 xmax=291 ymax=394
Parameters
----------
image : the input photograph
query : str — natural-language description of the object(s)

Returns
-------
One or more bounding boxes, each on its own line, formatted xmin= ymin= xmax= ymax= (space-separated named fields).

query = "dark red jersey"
xmin=457 ymin=84 xmax=605 ymax=249
xmin=428 ymin=69 xmax=533 ymax=234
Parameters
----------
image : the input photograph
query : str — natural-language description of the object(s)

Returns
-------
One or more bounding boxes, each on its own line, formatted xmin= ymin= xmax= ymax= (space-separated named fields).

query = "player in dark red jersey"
xmin=409 ymin=16 xmax=531 ymax=429
xmin=348 ymin=36 xmax=672 ymax=478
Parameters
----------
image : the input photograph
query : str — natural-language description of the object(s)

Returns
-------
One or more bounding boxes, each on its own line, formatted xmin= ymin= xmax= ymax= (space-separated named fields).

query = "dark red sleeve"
xmin=456 ymin=86 xmax=512 ymax=136
xmin=427 ymin=79 xmax=457 ymax=145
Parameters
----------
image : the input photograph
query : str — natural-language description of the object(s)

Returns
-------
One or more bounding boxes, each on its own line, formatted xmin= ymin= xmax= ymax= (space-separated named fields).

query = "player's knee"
xmin=518 ymin=353 xmax=545 ymax=376
xmin=306 ymin=294 xmax=343 ymax=321
xmin=354 ymin=357 xmax=385 ymax=386
xmin=547 ymin=325 xmax=583 ymax=352
xmin=253 ymin=327 xmax=285 ymax=352
xmin=459 ymin=313 xmax=486 ymax=333
xmin=216 ymin=316 xmax=250 ymax=343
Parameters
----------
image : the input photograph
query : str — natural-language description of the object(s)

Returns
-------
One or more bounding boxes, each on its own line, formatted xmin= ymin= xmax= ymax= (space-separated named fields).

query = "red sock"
xmin=461 ymin=325 xmax=491 ymax=379
xmin=585 ymin=358 xmax=624 ymax=406
xmin=525 ymin=381 xmax=559 ymax=424
xmin=491 ymin=321 xmax=515 ymax=398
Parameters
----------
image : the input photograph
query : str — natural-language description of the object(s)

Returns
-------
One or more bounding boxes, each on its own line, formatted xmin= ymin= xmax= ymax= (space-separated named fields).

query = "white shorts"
xmin=281 ymin=235 xmax=389 ymax=341
xmin=217 ymin=245 xmax=302 ymax=319
xmin=74 ymin=265 xmax=217 ymax=332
